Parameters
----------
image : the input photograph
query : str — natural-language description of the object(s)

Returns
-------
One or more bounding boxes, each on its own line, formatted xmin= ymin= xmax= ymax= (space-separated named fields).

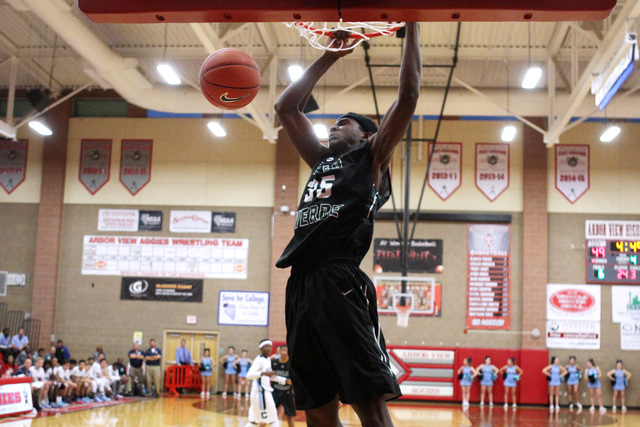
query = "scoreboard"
xmin=586 ymin=239 xmax=640 ymax=284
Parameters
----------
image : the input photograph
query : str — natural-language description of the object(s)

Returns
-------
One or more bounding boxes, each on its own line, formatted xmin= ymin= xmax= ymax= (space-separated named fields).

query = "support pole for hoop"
xmin=400 ymin=121 xmax=412 ymax=306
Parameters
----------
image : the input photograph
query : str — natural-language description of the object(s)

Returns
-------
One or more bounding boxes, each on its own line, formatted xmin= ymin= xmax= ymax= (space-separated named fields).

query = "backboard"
xmin=78 ymin=0 xmax=617 ymax=24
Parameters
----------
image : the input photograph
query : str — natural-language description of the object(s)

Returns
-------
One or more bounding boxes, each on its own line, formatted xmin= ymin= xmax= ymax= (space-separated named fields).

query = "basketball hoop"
xmin=395 ymin=305 xmax=412 ymax=328
xmin=286 ymin=21 xmax=404 ymax=51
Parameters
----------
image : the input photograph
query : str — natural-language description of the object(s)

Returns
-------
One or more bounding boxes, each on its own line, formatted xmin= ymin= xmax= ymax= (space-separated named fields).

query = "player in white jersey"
xmin=71 ymin=359 xmax=92 ymax=402
xmin=107 ymin=361 xmax=123 ymax=398
xmin=29 ymin=358 xmax=53 ymax=408
xmin=50 ymin=358 xmax=69 ymax=407
xmin=60 ymin=360 xmax=77 ymax=403
xmin=89 ymin=358 xmax=111 ymax=401
xmin=245 ymin=340 xmax=284 ymax=427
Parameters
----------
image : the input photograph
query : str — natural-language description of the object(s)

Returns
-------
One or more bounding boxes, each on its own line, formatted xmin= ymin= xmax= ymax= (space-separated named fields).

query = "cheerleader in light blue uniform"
xmin=234 ymin=349 xmax=253 ymax=399
xmin=476 ymin=356 xmax=499 ymax=407
xmin=457 ymin=357 xmax=477 ymax=408
xmin=543 ymin=356 xmax=567 ymax=412
xmin=585 ymin=358 xmax=605 ymax=413
xmin=499 ymin=357 xmax=523 ymax=410
xmin=565 ymin=356 xmax=583 ymax=410
xmin=606 ymin=359 xmax=632 ymax=413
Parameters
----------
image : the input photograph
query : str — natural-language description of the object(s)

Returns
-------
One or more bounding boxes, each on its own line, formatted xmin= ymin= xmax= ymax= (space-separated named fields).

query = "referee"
xmin=272 ymin=345 xmax=295 ymax=427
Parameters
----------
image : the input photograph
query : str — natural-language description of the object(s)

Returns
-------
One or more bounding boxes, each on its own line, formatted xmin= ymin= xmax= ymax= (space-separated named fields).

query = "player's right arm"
xmin=274 ymin=34 xmax=355 ymax=168
xmin=245 ymin=357 xmax=263 ymax=380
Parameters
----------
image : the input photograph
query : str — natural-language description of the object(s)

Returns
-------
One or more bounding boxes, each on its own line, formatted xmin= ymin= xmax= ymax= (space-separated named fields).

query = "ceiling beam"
xmin=545 ymin=0 xmax=640 ymax=144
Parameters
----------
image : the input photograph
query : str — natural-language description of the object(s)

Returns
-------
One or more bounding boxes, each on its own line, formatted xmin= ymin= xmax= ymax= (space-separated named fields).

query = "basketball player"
xmin=274 ymin=22 xmax=421 ymax=427
xmin=245 ymin=339 xmax=282 ymax=427
xmin=271 ymin=345 xmax=296 ymax=427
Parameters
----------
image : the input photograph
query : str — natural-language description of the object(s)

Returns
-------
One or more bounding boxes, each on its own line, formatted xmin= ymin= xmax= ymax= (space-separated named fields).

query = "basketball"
xmin=199 ymin=48 xmax=260 ymax=110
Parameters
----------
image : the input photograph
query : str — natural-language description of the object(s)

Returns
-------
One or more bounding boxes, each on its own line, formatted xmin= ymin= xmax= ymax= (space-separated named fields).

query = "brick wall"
xmin=31 ymin=99 xmax=72 ymax=346
xmin=268 ymin=130 xmax=300 ymax=341
xmin=521 ymin=118 xmax=548 ymax=349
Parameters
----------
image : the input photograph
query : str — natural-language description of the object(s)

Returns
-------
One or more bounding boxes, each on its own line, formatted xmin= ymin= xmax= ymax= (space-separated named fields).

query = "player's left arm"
xmin=369 ymin=22 xmax=421 ymax=188
xmin=516 ymin=366 xmax=524 ymax=375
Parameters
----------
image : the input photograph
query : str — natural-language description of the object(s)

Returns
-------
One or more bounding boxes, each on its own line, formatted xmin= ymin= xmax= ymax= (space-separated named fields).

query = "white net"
xmin=392 ymin=292 xmax=414 ymax=328
xmin=286 ymin=21 xmax=404 ymax=51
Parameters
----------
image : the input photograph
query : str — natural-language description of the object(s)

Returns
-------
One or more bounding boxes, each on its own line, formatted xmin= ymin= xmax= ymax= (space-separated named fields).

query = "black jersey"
xmin=276 ymin=141 xmax=390 ymax=269
xmin=271 ymin=358 xmax=291 ymax=391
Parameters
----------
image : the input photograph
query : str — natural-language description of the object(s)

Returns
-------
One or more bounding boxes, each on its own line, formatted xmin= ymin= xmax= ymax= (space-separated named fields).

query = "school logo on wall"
xmin=475 ymin=143 xmax=509 ymax=201
xmin=0 ymin=139 xmax=28 ymax=194
xmin=79 ymin=139 xmax=111 ymax=195
xmin=428 ymin=142 xmax=462 ymax=201
xmin=120 ymin=139 xmax=152 ymax=195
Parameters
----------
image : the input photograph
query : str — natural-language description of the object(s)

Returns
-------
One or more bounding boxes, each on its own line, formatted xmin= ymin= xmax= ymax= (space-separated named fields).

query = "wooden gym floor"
xmin=8 ymin=394 xmax=639 ymax=426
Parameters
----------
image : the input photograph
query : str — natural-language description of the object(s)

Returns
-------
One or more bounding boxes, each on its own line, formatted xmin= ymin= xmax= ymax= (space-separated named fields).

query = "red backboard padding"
xmin=455 ymin=348 xmax=550 ymax=405
xmin=78 ymin=0 xmax=616 ymax=24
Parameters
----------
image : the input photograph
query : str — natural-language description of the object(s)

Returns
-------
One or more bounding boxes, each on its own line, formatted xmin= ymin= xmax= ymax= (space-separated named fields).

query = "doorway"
xmin=164 ymin=329 xmax=219 ymax=391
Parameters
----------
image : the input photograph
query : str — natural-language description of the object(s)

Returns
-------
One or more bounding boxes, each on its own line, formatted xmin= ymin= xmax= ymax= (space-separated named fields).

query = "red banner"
xmin=79 ymin=139 xmax=112 ymax=194
xmin=555 ymin=144 xmax=589 ymax=203
xmin=0 ymin=139 xmax=28 ymax=194
xmin=120 ymin=139 xmax=152 ymax=195
xmin=475 ymin=143 xmax=509 ymax=201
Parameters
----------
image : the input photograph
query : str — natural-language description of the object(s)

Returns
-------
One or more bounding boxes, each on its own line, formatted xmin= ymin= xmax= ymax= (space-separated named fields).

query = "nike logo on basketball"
xmin=220 ymin=92 xmax=251 ymax=103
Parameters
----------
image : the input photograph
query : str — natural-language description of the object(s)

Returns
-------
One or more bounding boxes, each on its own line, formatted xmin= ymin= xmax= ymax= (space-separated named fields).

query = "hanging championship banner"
xmin=555 ymin=144 xmax=589 ymax=203
xmin=0 ymin=139 xmax=28 ymax=194
xmin=466 ymin=224 xmax=511 ymax=330
xmin=79 ymin=139 xmax=111 ymax=195
xmin=428 ymin=142 xmax=462 ymax=201
xmin=475 ymin=143 xmax=509 ymax=201
xmin=120 ymin=139 xmax=152 ymax=195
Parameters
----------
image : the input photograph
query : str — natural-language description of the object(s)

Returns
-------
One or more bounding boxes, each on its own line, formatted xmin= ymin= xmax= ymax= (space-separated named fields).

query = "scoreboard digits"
xmin=586 ymin=239 xmax=640 ymax=284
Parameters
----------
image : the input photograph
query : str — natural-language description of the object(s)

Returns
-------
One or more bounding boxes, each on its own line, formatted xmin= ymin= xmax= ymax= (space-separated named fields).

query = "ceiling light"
xmin=288 ymin=65 xmax=304 ymax=82
xmin=501 ymin=125 xmax=516 ymax=142
xmin=521 ymin=66 xmax=542 ymax=89
xmin=156 ymin=64 xmax=181 ymax=85
xmin=28 ymin=120 xmax=53 ymax=136
xmin=313 ymin=124 xmax=328 ymax=140
xmin=600 ymin=125 xmax=620 ymax=142
xmin=207 ymin=121 xmax=226 ymax=137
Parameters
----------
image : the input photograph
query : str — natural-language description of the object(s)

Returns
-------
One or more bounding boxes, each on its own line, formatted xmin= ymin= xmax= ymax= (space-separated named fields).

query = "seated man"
xmin=71 ymin=359 xmax=92 ymax=402
xmin=50 ymin=357 xmax=69 ymax=407
xmin=29 ymin=358 xmax=53 ymax=409
xmin=107 ymin=360 xmax=123 ymax=398
xmin=44 ymin=346 xmax=56 ymax=363
xmin=116 ymin=357 xmax=130 ymax=395
xmin=60 ymin=360 xmax=78 ymax=403
xmin=89 ymin=356 xmax=110 ymax=402
xmin=11 ymin=328 xmax=29 ymax=359
xmin=0 ymin=327 xmax=11 ymax=359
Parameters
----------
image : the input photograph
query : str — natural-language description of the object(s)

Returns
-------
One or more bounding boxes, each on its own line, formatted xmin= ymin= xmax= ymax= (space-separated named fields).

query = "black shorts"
xmin=285 ymin=261 xmax=401 ymax=410
xmin=273 ymin=389 xmax=296 ymax=416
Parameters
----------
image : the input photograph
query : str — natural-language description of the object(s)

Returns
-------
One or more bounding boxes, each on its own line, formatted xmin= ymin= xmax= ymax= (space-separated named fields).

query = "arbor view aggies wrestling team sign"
xmin=82 ymin=235 xmax=248 ymax=279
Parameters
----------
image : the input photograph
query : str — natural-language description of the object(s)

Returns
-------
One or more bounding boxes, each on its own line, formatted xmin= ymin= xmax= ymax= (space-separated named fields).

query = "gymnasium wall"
xmin=0 ymin=129 xmax=42 ymax=316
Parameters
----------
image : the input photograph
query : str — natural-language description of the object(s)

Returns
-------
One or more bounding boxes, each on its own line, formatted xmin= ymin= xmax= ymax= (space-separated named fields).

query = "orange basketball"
xmin=199 ymin=48 xmax=260 ymax=110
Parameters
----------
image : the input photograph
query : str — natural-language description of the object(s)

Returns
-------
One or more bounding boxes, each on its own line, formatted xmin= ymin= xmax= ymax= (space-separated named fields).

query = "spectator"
xmin=13 ymin=357 xmax=32 ymax=376
xmin=55 ymin=340 xmax=70 ymax=363
xmin=0 ymin=327 xmax=11 ymax=359
xmin=32 ymin=348 xmax=46 ymax=364
xmin=16 ymin=344 xmax=31 ymax=366
xmin=11 ymin=328 xmax=28 ymax=358
xmin=116 ymin=357 xmax=130 ymax=396
xmin=128 ymin=342 xmax=145 ymax=396
xmin=0 ymin=354 xmax=17 ymax=377
xmin=175 ymin=339 xmax=192 ymax=365
xmin=145 ymin=339 xmax=162 ymax=397
xmin=92 ymin=345 xmax=105 ymax=361
xmin=44 ymin=346 xmax=56 ymax=363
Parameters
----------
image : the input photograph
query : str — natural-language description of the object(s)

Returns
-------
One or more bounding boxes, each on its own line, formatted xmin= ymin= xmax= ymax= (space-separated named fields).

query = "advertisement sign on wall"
xmin=621 ymin=323 xmax=640 ymax=350
xmin=120 ymin=277 xmax=203 ymax=302
xmin=546 ymin=320 xmax=600 ymax=350
xmin=546 ymin=284 xmax=601 ymax=322
xmin=217 ymin=291 xmax=269 ymax=326
xmin=612 ymin=286 xmax=640 ymax=323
